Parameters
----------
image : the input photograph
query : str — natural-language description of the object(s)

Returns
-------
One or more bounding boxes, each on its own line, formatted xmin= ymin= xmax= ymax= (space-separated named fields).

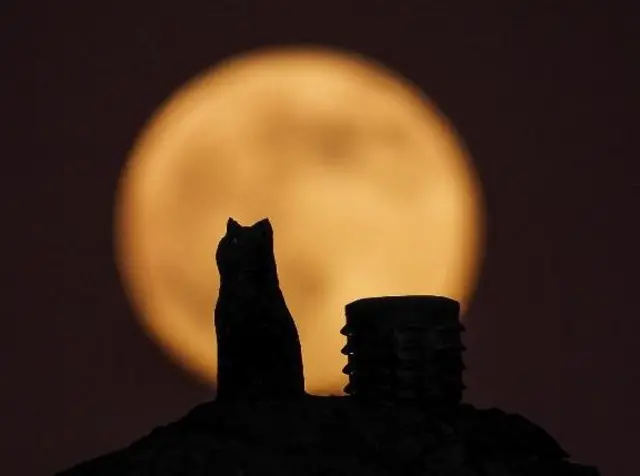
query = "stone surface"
xmin=55 ymin=397 xmax=600 ymax=475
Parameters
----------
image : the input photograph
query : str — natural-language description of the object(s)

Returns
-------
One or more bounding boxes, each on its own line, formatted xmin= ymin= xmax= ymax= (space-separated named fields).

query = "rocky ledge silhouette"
xmin=55 ymin=217 xmax=600 ymax=475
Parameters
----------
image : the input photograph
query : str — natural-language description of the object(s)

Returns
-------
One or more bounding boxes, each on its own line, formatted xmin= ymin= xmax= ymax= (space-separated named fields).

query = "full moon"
xmin=115 ymin=46 xmax=485 ymax=395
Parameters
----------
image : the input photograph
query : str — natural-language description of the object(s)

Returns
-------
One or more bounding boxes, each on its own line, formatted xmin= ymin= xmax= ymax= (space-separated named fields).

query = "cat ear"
xmin=226 ymin=217 xmax=242 ymax=234
xmin=254 ymin=218 xmax=273 ymax=235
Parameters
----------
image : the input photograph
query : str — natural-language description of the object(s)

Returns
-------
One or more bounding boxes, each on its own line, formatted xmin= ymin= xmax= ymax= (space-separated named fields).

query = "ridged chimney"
xmin=341 ymin=295 xmax=466 ymax=405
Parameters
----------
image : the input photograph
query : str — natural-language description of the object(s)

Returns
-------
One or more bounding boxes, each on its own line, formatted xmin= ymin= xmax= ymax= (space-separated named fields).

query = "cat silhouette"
xmin=214 ymin=217 xmax=305 ymax=401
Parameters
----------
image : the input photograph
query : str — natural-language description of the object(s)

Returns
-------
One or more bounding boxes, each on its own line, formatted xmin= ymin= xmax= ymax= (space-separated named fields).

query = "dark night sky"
xmin=1 ymin=2 xmax=637 ymax=475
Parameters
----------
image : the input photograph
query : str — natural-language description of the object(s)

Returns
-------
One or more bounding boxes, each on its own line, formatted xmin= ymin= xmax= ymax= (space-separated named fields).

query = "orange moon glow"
xmin=114 ymin=46 xmax=485 ymax=395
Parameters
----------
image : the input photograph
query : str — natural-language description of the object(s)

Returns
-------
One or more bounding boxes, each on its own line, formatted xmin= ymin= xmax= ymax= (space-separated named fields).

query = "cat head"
xmin=225 ymin=217 xmax=273 ymax=238
xmin=215 ymin=217 xmax=276 ymax=279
